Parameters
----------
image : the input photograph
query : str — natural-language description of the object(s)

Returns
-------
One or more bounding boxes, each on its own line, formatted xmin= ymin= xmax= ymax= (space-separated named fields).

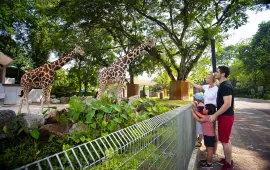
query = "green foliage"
xmin=154 ymin=70 xmax=171 ymax=90
xmin=128 ymin=0 xmax=252 ymax=80
xmin=89 ymin=143 xmax=168 ymax=169
xmin=0 ymin=95 xmax=175 ymax=169
xmin=188 ymin=56 xmax=212 ymax=84
xmin=0 ymin=131 xmax=62 ymax=169
xmin=29 ymin=129 xmax=40 ymax=140
xmin=51 ymin=69 xmax=75 ymax=97
xmin=66 ymin=96 xmax=172 ymax=145
xmin=220 ymin=21 xmax=270 ymax=97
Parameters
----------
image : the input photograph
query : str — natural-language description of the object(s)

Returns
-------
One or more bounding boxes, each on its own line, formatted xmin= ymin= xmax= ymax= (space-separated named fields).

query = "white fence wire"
xmin=16 ymin=104 xmax=196 ymax=170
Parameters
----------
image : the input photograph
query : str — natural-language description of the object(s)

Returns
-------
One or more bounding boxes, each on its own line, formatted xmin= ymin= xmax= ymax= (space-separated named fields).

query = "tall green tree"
xmin=154 ymin=70 xmax=171 ymax=89
xmin=128 ymin=0 xmax=252 ymax=80
xmin=188 ymin=56 xmax=212 ymax=85
xmin=237 ymin=21 xmax=270 ymax=93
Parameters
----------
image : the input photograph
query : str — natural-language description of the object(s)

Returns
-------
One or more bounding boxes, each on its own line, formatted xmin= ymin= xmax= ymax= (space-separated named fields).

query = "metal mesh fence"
xmin=16 ymin=104 xmax=196 ymax=170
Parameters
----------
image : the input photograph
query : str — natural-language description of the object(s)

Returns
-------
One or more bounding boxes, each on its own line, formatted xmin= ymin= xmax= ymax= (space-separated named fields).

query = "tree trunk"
xmin=169 ymin=81 xmax=189 ymax=100
xmin=129 ymin=67 xmax=134 ymax=84
xmin=84 ymin=81 xmax=88 ymax=93
xmin=163 ymin=88 xmax=167 ymax=97
xmin=127 ymin=83 xmax=139 ymax=97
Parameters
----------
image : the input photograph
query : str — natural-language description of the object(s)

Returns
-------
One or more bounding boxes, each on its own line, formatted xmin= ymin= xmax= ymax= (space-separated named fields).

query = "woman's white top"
xmin=203 ymin=85 xmax=218 ymax=105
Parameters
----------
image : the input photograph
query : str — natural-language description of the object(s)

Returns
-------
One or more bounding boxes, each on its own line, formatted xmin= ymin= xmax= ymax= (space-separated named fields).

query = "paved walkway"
xmin=199 ymin=98 xmax=270 ymax=170
xmin=0 ymin=103 xmax=69 ymax=114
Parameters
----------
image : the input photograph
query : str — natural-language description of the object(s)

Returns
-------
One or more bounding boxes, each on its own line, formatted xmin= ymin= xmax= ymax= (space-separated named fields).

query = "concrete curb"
xmin=188 ymin=147 xmax=200 ymax=170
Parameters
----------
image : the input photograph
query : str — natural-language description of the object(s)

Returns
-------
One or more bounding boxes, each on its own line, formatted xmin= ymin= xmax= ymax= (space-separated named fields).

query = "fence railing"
xmin=16 ymin=104 xmax=196 ymax=170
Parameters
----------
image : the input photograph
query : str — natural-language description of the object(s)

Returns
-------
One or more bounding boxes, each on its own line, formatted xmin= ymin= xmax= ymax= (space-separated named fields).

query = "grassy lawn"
xmin=150 ymin=97 xmax=192 ymax=106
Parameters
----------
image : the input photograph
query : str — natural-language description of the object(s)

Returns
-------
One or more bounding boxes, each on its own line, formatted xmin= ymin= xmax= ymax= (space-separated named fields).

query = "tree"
xmin=216 ymin=45 xmax=237 ymax=66
xmin=102 ymin=6 xmax=160 ymax=84
xmin=67 ymin=29 xmax=116 ymax=95
xmin=237 ymin=21 xmax=270 ymax=94
xmin=128 ymin=0 xmax=252 ymax=81
xmin=51 ymin=69 xmax=74 ymax=97
xmin=188 ymin=56 xmax=212 ymax=85
xmin=154 ymin=70 xmax=171 ymax=90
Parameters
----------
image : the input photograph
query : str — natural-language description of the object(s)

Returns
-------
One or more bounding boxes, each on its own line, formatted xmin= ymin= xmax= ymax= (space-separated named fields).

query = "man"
xmin=209 ymin=66 xmax=234 ymax=170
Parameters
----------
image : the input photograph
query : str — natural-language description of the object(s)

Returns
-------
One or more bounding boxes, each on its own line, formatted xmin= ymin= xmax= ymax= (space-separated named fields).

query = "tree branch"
xmin=179 ymin=0 xmax=189 ymax=43
xmin=211 ymin=0 xmax=237 ymax=27
xmin=146 ymin=47 xmax=176 ymax=81
xmin=184 ymin=41 xmax=208 ymax=79
xmin=169 ymin=5 xmax=174 ymax=34
xmin=133 ymin=6 xmax=180 ymax=47
xmin=195 ymin=18 xmax=205 ymax=30
xmin=160 ymin=37 xmax=179 ymax=72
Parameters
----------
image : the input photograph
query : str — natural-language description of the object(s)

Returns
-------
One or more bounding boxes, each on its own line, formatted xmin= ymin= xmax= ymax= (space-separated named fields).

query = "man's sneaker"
xmin=221 ymin=161 xmax=233 ymax=170
xmin=200 ymin=162 xmax=213 ymax=169
xmin=195 ymin=142 xmax=202 ymax=147
xmin=217 ymin=158 xmax=226 ymax=165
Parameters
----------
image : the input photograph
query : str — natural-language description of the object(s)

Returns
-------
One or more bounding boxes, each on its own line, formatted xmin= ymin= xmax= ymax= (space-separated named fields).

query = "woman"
xmin=187 ymin=73 xmax=218 ymax=154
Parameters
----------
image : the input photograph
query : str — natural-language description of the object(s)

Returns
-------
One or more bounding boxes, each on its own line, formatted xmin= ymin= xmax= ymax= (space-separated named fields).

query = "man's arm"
xmin=209 ymin=95 xmax=232 ymax=122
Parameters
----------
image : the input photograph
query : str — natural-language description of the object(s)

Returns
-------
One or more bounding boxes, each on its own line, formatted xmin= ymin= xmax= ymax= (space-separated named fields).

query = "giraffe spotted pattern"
xmin=18 ymin=46 xmax=85 ymax=114
xmin=97 ymin=37 xmax=156 ymax=103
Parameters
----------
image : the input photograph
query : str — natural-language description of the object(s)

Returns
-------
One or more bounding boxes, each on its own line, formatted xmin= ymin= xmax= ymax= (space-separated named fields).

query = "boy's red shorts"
xmin=218 ymin=115 xmax=234 ymax=143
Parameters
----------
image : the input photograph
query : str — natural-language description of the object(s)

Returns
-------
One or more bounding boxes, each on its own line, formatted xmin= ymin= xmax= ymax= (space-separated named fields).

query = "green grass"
xmin=149 ymin=97 xmax=192 ymax=106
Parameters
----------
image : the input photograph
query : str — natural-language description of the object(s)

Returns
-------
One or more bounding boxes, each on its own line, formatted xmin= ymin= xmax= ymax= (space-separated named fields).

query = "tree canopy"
xmin=1 ymin=0 xmax=265 ymax=96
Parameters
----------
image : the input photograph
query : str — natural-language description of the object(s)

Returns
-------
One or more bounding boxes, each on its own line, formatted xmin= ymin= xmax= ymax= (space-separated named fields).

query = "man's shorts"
xmin=218 ymin=115 xmax=234 ymax=143
xmin=196 ymin=121 xmax=203 ymax=135
xmin=204 ymin=135 xmax=216 ymax=147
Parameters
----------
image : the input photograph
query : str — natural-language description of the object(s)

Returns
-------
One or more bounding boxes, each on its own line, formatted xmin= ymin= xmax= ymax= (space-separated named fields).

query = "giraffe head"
xmin=74 ymin=45 xmax=86 ymax=56
xmin=143 ymin=37 xmax=156 ymax=49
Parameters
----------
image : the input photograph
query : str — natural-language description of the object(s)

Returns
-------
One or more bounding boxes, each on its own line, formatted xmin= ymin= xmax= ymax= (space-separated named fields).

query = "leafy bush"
xmin=263 ymin=93 xmax=270 ymax=100
xmin=0 ymin=96 xmax=174 ymax=169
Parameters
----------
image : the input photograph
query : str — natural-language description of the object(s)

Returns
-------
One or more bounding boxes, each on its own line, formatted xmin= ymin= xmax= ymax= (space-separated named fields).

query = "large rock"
xmin=60 ymin=97 xmax=70 ymax=104
xmin=128 ymin=95 xmax=140 ymax=105
xmin=51 ymin=98 xmax=60 ymax=104
xmin=69 ymin=122 xmax=87 ymax=134
xmin=39 ymin=123 xmax=69 ymax=140
xmin=86 ymin=97 xmax=97 ymax=106
xmin=18 ymin=113 xmax=45 ymax=133
xmin=44 ymin=109 xmax=59 ymax=124
xmin=44 ymin=109 xmax=69 ymax=124
xmin=51 ymin=95 xmax=56 ymax=99
xmin=0 ymin=110 xmax=17 ymax=139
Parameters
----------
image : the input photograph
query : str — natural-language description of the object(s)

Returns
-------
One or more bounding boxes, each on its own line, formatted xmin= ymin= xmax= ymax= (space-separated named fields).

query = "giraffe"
xmin=18 ymin=45 xmax=85 ymax=114
xmin=97 ymin=37 xmax=156 ymax=103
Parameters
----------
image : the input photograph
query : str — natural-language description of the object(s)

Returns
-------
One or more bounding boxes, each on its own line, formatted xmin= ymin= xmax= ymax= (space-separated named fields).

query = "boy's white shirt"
xmin=203 ymin=85 xmax=218 ymax=106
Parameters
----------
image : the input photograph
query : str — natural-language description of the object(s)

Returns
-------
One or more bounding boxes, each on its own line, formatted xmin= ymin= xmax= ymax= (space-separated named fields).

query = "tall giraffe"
xmin=97 ymin=37 xmax=156 ymax=103
xmin=18 ymin=46 xmax=85 ymax=114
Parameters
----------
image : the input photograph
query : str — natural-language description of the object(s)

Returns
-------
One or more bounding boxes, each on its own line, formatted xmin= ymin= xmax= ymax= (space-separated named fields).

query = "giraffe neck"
xmin=50 ymin=50 xmax=75 ymax=71
xmin=121 ymin=44 xmax=146 ymax=68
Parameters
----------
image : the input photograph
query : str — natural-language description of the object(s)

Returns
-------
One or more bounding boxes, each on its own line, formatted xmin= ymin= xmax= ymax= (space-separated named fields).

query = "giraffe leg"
xmin=25 ymin=92 xmax=30 ymax=114
xmin=46 ymin=87 xmax=51 ymax=110
xmin=18 ymin=88 xmax=31 ymax=114
xmin=97 ymin=84 xmax=106 ymax=100
xmin=41 ymin=88 xmax=46 ymax=114
xmin=18 ymin=94 xmax=25 ymax=114
xmin=116 ymin=82 xmax=125 ymax=104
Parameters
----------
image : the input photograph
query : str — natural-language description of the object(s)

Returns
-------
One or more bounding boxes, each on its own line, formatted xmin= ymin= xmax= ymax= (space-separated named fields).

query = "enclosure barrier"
xmin=16 ymin=104 xmax=196 ymax=170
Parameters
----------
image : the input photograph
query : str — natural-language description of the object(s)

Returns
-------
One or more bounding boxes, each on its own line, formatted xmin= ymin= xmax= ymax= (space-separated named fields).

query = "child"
xmin=191 ymin=102 xmax=215 ymax=168
xmin=193 ymin=93 xmax=204 ymax=148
